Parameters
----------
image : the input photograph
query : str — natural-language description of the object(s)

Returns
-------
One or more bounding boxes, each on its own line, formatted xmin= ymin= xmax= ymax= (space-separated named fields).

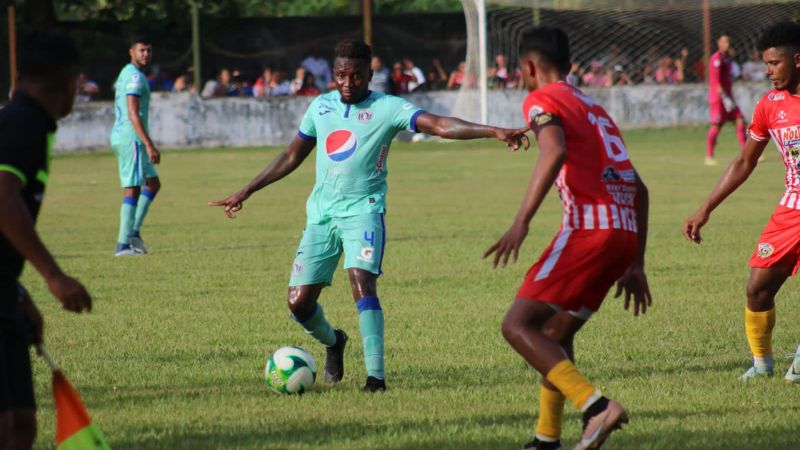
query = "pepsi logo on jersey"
xmin=326 ymin=130 xmax=358 ymax=162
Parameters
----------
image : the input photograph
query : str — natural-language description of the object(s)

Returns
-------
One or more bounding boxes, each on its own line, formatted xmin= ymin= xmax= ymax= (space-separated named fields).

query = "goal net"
xmin=457 ymin=0 xmax=800 ymax=124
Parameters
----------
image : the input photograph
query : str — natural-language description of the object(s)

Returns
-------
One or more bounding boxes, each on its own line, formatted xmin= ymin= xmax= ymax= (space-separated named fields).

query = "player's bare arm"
xmin=0 ymin=172 xmax=91 ymax=312
xmin=126 ymin=95 xmax=159 ymax=164
xmin=415 ymin=113 xmax=530 ymax=151
xmin=614 ymin=172 xmax=652 ymax=316
xmin=484 ymin=122 xmax=566 ymax=268
xmin=684 ymin=137 xmax=769 ymax=243
xmin=209 ymin=135 xmax=316 ymax=218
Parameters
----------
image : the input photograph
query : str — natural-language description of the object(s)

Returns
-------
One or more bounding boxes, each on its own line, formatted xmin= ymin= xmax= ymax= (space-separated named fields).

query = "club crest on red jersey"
xmin=326 ymin=130 xmax=358 ymax=162
xmin=757 ymin=243 xmax=774 ymax=259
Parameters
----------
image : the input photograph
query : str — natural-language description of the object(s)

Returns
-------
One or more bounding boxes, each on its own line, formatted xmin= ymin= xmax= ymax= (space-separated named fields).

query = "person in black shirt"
xmin=0 ymin=31 xmax=92 ymax=449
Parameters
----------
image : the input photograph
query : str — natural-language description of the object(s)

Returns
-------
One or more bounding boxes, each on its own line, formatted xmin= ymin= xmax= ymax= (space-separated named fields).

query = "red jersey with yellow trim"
xmin=522 ymin=81 xmax=639 ymax=232
xmin=748 ymin=89 xmax=800 ymax=208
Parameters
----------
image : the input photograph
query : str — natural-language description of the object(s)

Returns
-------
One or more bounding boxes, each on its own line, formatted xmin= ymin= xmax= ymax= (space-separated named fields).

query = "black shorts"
xmin=0 ymin=284 xmax=35 ymax=411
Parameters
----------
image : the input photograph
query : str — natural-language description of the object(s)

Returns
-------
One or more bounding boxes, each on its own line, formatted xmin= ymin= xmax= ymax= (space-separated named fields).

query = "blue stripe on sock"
xmin=293 ymin=303 xmax=319 ymax=323
xmin=123 ymin=196 xmax=138 ymax=206
xmin=356 ymin=296 xmax=382 ymax=313
xmin=141 ymin=188 xmax=157 ymax=200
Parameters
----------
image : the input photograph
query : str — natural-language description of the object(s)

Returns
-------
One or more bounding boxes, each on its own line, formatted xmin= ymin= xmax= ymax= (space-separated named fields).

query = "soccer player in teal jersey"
xmin=110 ymin=35 xmax=161 ymax=256
xmin=211 ymin=39 xmax=528 ymax=392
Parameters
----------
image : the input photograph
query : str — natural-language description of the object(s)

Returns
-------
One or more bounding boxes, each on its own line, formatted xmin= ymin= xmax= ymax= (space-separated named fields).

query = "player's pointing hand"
xmin=495 ymin=127 xmax=530 ymax=152
xmin=209 ymin=189 xmax=250 ymax=219
xmin=683 ymin=207 xmax=710 ymax=243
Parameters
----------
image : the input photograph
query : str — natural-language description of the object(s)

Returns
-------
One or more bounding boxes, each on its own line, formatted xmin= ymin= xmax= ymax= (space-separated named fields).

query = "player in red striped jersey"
xmin=485 ymin=27 xmax=651 ymax=450
xmin=705 ymin=34 xmax=748 ymax=166
xmin=685 ymin=22 xmax=800 ymax=383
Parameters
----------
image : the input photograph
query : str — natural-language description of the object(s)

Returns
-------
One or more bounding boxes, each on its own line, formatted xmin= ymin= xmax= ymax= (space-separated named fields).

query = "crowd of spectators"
xmin=73 ymin=45 xmax=769 ymax=102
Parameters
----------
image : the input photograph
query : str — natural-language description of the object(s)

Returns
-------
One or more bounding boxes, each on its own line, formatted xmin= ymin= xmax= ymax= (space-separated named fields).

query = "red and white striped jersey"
xmin=522 ymin=81 xmax=639 ymax=232
xmin=749 ymin=89 xmax=800 ymax=209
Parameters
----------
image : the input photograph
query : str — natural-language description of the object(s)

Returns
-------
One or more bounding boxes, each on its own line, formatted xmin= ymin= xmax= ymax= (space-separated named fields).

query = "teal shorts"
xmin=111 ymin=139 xmax=158 ymax=188
xmin=289 ymin=213 xmax=386 ymax=287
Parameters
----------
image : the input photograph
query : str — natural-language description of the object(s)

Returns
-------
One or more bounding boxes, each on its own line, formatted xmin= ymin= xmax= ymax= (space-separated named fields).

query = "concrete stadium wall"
xmin=53 ymin=82 xmax=771 ymax=153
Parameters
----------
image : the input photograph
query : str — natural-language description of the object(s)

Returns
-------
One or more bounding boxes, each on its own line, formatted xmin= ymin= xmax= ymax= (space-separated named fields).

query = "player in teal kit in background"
xmin=110 ymin=35 xmax=161 ymax=256
xmin=211 ymin=39 xmax=528 ymax=392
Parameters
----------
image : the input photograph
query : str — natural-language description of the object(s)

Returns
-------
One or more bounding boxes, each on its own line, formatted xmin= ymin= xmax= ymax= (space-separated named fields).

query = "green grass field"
xmin=22 ymin=126 xmax=800 ymax=449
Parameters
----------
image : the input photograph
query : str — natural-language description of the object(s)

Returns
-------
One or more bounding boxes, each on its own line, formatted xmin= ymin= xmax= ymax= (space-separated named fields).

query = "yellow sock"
xmin=545 ymin=359 xmax=600 ymax=411
xmin=535 ymin=385 xmax=565 ymax=441
xmin=745 ymin=307 xmax=776 ymax=366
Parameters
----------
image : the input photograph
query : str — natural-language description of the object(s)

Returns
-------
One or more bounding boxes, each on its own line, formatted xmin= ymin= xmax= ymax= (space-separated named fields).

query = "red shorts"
xmin=709 ymin=100 xmax=743 ymax=125
xmin=749 ymin=205 xmax=800 ymax=275
xmin=517 ymin=228 xmax=637 ymax=313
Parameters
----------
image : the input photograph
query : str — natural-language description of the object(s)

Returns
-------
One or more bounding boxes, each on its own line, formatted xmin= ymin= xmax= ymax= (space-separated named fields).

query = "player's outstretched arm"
xmin=127 ymin=95 xmax=159 ymax=164
xmin=684 ymin=138 xmax=768 ymax=243
xmin=209 ymin=135 xmax=316 ymax=219
xmin=483 ymin=124 xmax=566 ymax=268
xmin=614 ymin=173 xmax=652 ymax=316
xmin=415 ymin=113 xmax=530 ymax=151
xmin=0 ymin=173 xmax=92 ymax=312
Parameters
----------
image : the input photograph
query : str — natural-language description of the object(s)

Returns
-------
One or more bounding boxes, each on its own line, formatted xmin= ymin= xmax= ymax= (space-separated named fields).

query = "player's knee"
xmin=286 ymin=288 xmax=314 ymax=318
xmin=11 ymin=410 xmax=36 ymax=448
xmin=147 ymin=178 xmax=161 ymax=194
xmin=746 ymin=284 xmax=773 ymax=310
xmin=501 ymin=314 xmax=522 ymax=345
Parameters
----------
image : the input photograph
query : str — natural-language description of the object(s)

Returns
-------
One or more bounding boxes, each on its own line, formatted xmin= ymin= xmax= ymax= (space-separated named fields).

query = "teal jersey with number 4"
xmin=297 ymin=90 xmax=425 ymax=222
xmin=110 ymin=64 xmax=150 ymax=145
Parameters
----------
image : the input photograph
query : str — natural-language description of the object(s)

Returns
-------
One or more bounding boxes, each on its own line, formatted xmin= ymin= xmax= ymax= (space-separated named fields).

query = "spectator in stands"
xmin=296 ymin=72 xmax=321 ymax=96
xmin=447 ymin=61 xmax=471 ymax=90
xmin=201 ymin=68 xmax=234 ymax=98
xmin=742 ymin=48 xmax=766 ymax=81
xmin=290 ymin=67 xmax=306 ymax=94
xmin=147 ymin=65 xmax=174 ymax=92
xmin=602 ymin=43 xmax=627 ymax=69
xmin=641 ymin=62 xmax=656 ymax=84
xmin=489 ymin=54 xmax=510 ymax=89
xmin=655 ymin=56 xmax=683 ymax=84
xmin=729 ymin=48 xmax=742 ymax=79
xmin=403 ymin=58 xmax=425 ymax=92
xmin=252 ymin=67 xmax=273 ymax=97
xmin=231 ymin=70 xmax=253 ymax=97
xmin=611 ymin=64 xmax=633 ymax=86
xmin=392 ymin=62 xmax=413 ymax=94
xmin=368 ymin=56 xmax=392 ymax=93
xmin=301 ymin=46 xmax=332 ymax=92
xmin=75 ymin=72 xmax=99 ymax=102
xmin=172 ymin=73 xmax=192 ymax=93
xmin=425 ymin=58 xmax=447 ymax=91
xmin=582 ymin=60 xmax=611 ymax=87
xmin=266 ymin=70 xmax=291 ymax=96
xmin=566 ymin=63 xmax=581 ymax=86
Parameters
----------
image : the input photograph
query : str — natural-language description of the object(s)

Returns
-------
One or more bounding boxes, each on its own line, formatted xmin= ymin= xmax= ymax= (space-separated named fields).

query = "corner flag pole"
xmin=477 ymin=0 xmax=488 ymax=125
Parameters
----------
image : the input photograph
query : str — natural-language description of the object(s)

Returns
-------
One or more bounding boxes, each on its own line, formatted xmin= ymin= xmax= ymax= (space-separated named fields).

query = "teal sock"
xmin=356 ymin=296 xmax=384 ymax=380
xmin=118 ymin=196 xmax=137 ymax=244
xmin=133 ymin=188 xmax=156 ymax=233
xmin=294 ymin=304 xmax=336 ymax=347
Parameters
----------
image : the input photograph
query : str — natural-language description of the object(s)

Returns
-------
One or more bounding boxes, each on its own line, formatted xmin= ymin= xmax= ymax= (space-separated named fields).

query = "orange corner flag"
xmin=40 ymin=346 xmax=112 ymax=450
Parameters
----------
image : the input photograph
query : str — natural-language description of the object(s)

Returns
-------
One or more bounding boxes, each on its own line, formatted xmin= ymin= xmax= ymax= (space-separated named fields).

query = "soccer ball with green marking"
xmin=264 ymin=346 xmax=317 ymax=395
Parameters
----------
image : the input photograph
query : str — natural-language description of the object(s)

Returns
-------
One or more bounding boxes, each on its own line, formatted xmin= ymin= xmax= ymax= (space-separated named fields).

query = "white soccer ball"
xmin=264 ymin=346 xmax=317 ymax=395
